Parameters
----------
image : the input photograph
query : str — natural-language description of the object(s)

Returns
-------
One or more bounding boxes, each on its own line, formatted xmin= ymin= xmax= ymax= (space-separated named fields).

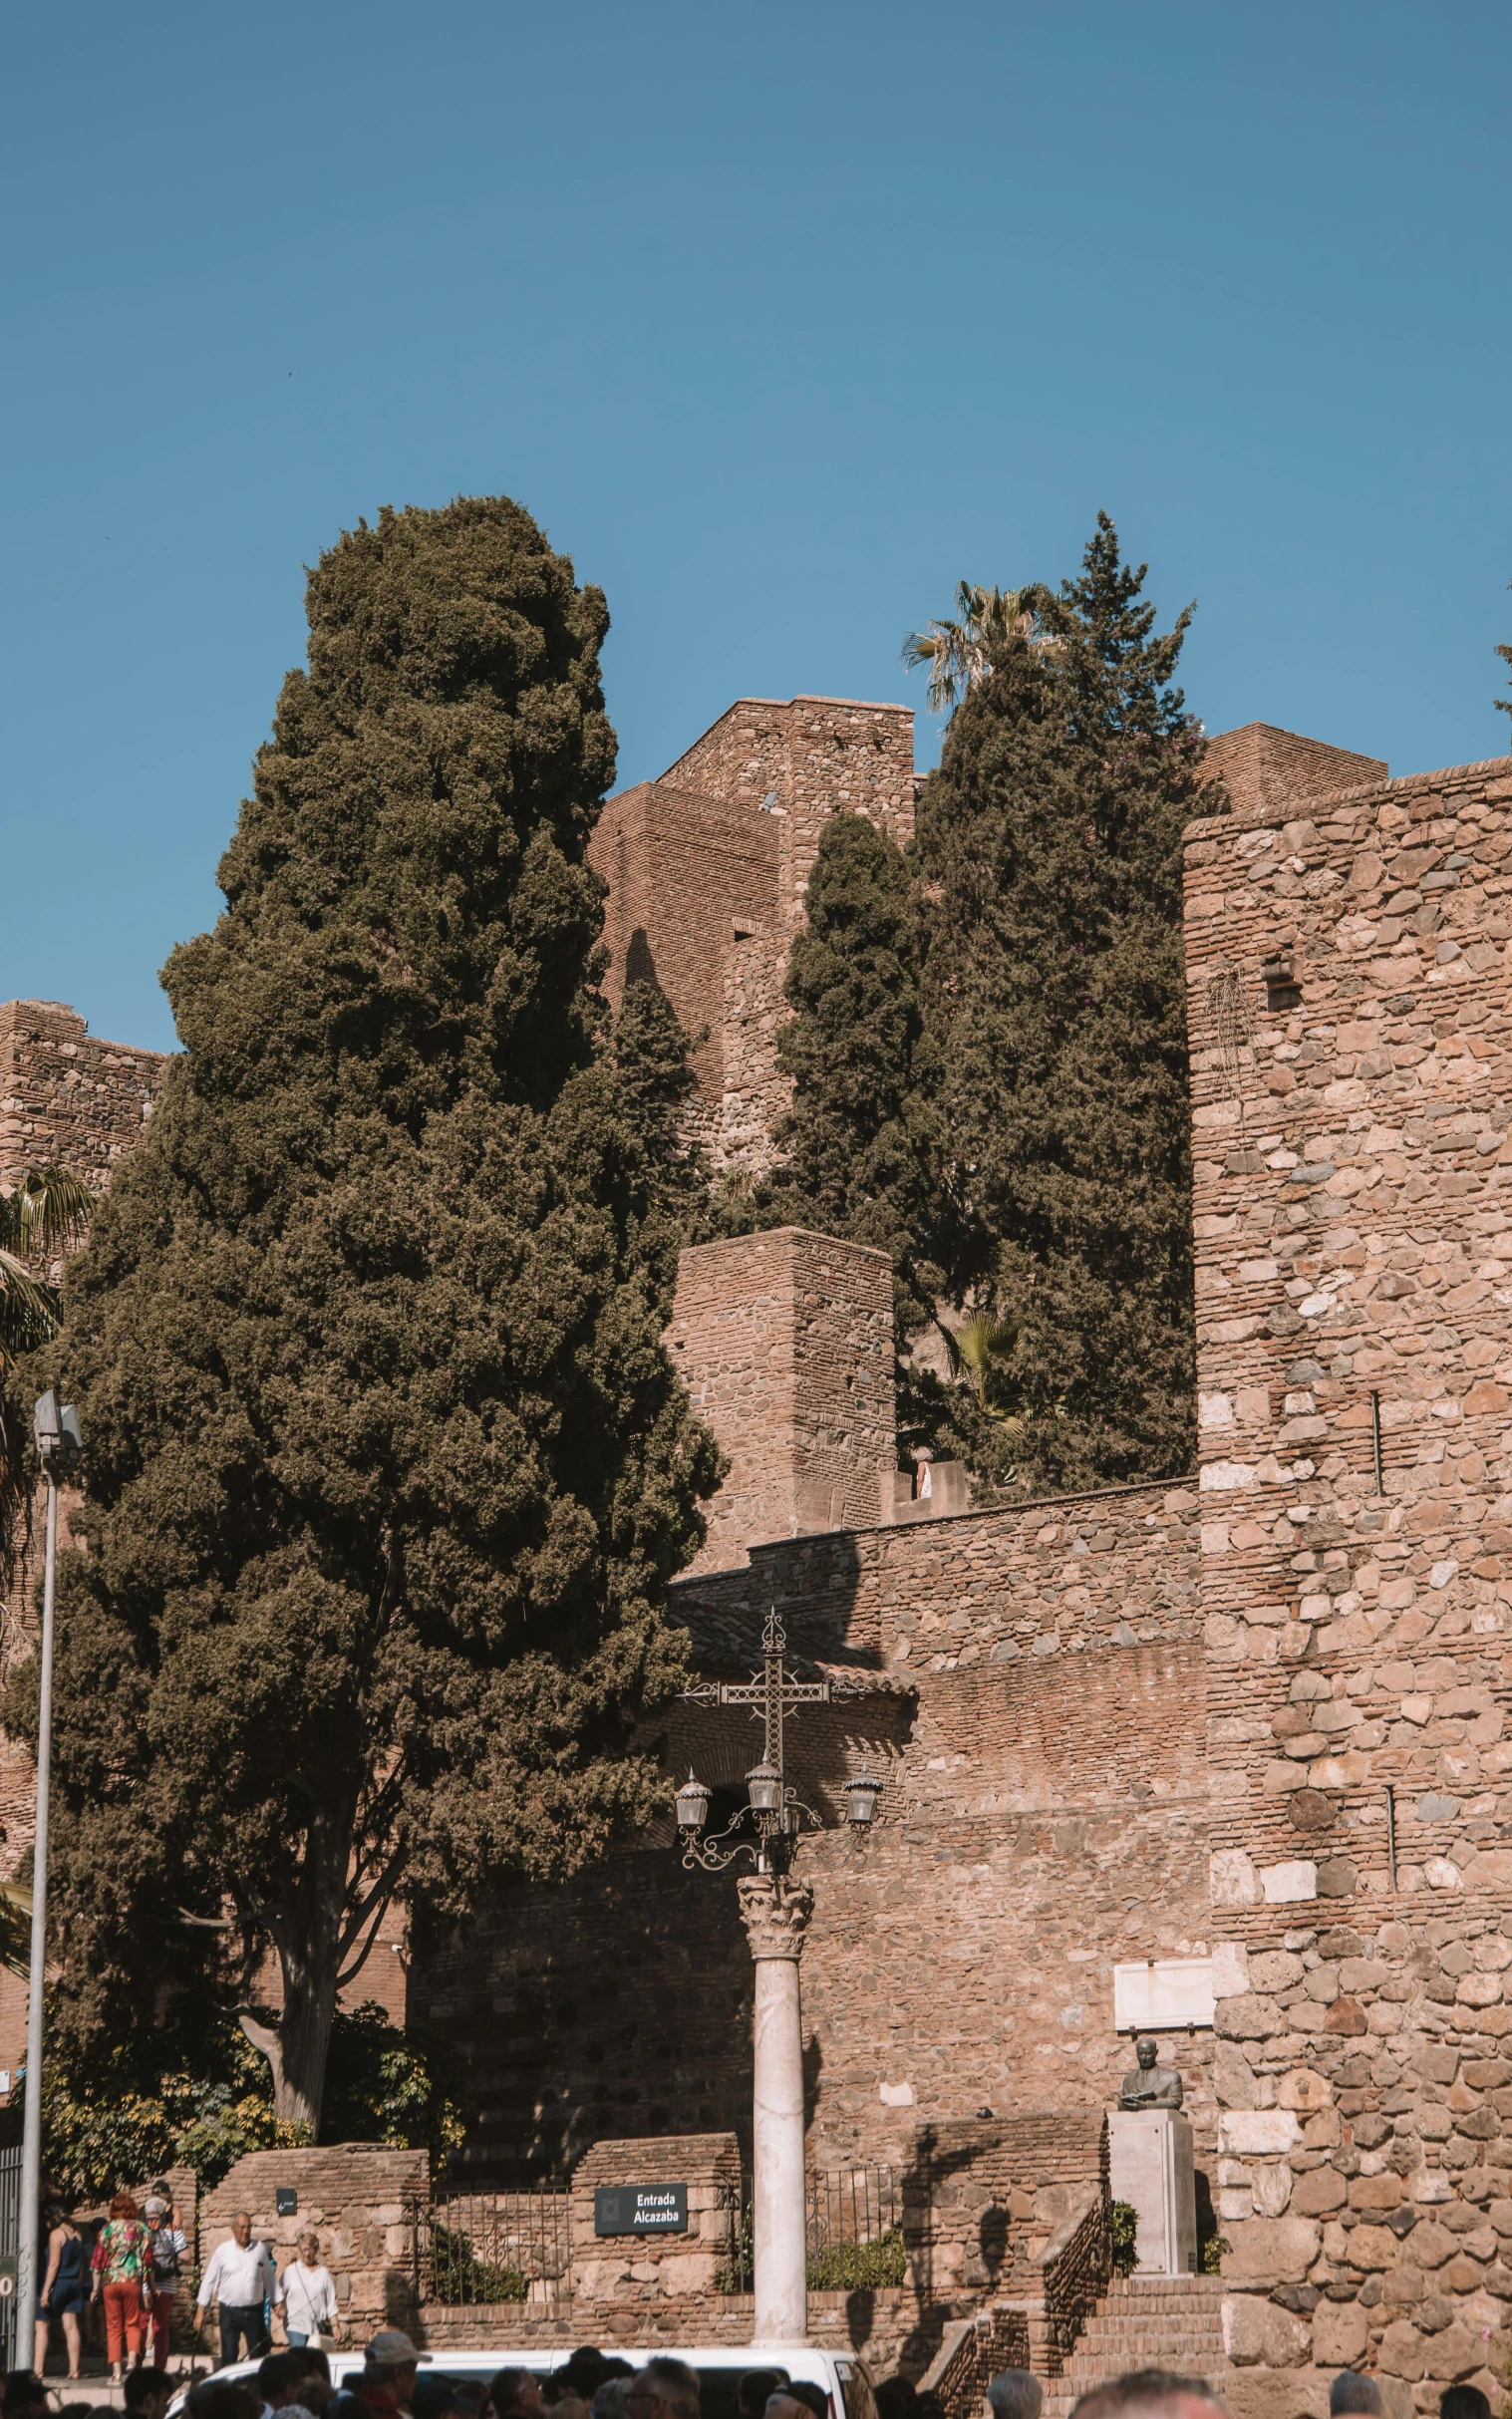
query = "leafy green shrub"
xmin=807 ymin=2228 xmax=906 ymax=2290
xmin=37 ymin=2000 xmax=464 ymax=2199
xmin=1110 ymin=2200 xmax=1138 ymax=2275
xmin=322 ymin=2003 xmax=466 ymax=2172
xmin=428 ymin=2220 xmax=526 ymax=2304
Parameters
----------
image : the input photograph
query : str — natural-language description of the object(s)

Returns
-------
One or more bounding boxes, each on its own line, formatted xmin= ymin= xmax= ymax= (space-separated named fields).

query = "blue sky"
xmin=3 ymin=0 xmax=1510 ymax=1053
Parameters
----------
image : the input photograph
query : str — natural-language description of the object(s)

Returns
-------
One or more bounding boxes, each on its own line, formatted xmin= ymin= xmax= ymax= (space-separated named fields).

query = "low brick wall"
xmin=571 ymin=2134 xmax=742 ymax=2316
xmin=201 ymin=2145 xmax=429 ymax=2332
xmin=415 ymin=2285 xmax=918 ymax=2366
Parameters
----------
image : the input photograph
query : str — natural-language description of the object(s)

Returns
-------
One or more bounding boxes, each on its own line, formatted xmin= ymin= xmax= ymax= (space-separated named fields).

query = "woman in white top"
xmin=275 ymin=2232 xmax=345 ymax=2347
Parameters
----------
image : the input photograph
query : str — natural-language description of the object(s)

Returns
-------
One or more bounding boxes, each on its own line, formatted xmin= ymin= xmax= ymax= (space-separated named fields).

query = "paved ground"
xmin=34 ymin=2358 xmax=213 ymax=2411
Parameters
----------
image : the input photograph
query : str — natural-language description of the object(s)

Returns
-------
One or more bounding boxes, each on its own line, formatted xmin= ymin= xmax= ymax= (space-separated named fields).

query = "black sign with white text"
xmin=593 ymin=2184 xmax=689 ymax=2236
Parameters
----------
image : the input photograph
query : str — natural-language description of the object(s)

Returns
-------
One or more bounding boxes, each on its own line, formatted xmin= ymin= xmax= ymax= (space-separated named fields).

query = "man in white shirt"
xmin=195 ymin=2211 xmax=277 ymax=2367
xmin=275 ymin=2230 xmax=345 ymax=2347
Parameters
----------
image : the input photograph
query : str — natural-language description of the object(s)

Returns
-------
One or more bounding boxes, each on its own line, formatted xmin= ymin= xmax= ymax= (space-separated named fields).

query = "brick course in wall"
xmin=1185 ymin=751 xmax=1512 ymax=2416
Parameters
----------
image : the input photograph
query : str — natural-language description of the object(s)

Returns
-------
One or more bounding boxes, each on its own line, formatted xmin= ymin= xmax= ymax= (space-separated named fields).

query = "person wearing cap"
xmin=144 ymin=2194 xmax=187 ymax=2372
xmin=352 ymin=2329 xmax=428 ymax=2419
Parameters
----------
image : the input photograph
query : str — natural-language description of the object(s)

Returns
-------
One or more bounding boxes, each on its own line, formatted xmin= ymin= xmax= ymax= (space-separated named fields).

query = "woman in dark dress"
xmin=36 ymin=2201 xmax=86 ymax=2380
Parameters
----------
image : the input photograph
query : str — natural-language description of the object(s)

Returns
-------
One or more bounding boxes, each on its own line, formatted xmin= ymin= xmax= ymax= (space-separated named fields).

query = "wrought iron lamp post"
xmin=675 ymin=1607 xmax=880 ymax=2342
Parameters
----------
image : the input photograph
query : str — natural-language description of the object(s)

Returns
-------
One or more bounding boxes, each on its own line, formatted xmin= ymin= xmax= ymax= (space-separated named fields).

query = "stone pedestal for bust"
xmin=1108 ymin=2108 xmax=1197 ymax=2275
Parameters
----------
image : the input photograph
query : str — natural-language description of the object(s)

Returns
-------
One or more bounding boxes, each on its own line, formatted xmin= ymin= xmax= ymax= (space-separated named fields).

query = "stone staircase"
xmin=1041 ymin=2275 xmax=1227 ymax=2419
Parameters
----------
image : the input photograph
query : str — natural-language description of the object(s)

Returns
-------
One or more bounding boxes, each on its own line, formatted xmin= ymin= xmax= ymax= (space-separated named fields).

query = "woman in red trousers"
xmin=89 ymin=2190 xmax=154 ymax=2381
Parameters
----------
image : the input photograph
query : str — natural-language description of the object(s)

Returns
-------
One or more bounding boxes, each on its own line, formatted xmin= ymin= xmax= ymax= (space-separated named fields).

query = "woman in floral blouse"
xmin=90 ymin=2190 xmax=155 ymax=2380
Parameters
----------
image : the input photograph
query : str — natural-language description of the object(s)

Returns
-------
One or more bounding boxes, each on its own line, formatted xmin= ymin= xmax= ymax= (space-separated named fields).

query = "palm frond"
xmin=0 ymin=1248 xmax=63 ymax=1368
xmin=7 ymin=1166 xmax=92 ymax=1258
xmin=902 ymin=585 xmax=1042 ymax=714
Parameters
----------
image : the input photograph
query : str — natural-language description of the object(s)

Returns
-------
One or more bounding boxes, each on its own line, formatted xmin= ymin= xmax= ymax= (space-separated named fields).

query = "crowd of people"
xmin=12 ymin=2205 xmax=1504 ymax=2419
xmin=28 ymin=2197 xmax=345 ymax=2396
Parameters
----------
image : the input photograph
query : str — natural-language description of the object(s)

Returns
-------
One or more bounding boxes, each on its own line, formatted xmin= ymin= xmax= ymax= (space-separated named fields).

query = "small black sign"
xmin=594 ymin=2184 xmax=688 ymax=2236
xmin=275 ymin=2188 xmax=299 ymax=2217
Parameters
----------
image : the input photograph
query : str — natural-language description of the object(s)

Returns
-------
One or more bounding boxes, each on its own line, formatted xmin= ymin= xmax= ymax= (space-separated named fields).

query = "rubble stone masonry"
xmin=0 ymin=997 xmax=163 ymax=1189
xmin=663 ymin=695 xmax=915 ymax=925
xmin=1185 ymin=751 xmax=1512 ymax=2413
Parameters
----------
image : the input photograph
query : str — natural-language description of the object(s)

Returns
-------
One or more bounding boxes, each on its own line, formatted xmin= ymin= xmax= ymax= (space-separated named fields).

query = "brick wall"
xmin=669 ymin=1228 xmax=897 ymax=1574
xmin=1203 ymin=726 xmax=1389 ymax=824
xmin=591 ymin=698 xmax=915 ymax=1173
xmin=663 ymin=697 xmax=915 ymax=928
xmin=1185 ymin=751 xmax=1512 ymax=2414
xmin=587 ymin=783 xmax=781 ymax=1104
xmin=0 ymin=998 xmax=164 ymax=1188
xmin=200 ymin=2144 xmax=429 ymax=2331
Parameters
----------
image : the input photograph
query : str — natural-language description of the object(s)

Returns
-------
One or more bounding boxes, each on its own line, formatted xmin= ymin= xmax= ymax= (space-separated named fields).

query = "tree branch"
xmin=335 ymin=1889 xmax=399 ymax=1994
xmin=236 ymin=2008 xmax=286 ymax=2098
xmin=337 ymin=1841 xmax=407 ymax=1962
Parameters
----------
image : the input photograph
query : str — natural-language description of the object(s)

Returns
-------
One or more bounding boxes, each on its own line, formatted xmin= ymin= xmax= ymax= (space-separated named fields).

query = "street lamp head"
xmin=746 ymin=1760 xmax=782 ymax=1816
xmin=32 ymin=1392 xmax=82 ymax=1476
xmin=844 ymin=1772 xmax=882 ymax=1829
xmin=675 ymin=1771 xmax=713 ymax=1833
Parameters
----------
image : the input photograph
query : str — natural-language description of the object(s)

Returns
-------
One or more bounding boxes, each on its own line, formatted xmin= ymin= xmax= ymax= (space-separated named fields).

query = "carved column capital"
xmin=737 ymin=1872 xmax=814 ymax=1963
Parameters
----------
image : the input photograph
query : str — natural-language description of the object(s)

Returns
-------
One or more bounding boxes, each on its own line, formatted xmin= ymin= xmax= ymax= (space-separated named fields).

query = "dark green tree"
xmin=6 ymin=497 xmax=720 ymax=2131
xmin=756 ymin=812 xmax=941 ymax=1337
xmin=915 ymin=514 xmax=1203 ymax=1492
xmin=611 ymin=976 xmax=715 ymax=1284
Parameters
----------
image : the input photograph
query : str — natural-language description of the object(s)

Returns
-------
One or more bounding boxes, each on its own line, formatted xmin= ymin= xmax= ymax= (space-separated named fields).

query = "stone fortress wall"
xmin=12 ymin=707 xmax=1512 ymax=2408
xmin=1183 ymin=746 xmax=1512 ymax=2403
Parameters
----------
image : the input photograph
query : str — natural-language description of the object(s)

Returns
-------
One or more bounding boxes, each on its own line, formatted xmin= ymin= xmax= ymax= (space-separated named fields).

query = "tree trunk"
xmin=239 ymin=1805 xmax=352 ymax=2134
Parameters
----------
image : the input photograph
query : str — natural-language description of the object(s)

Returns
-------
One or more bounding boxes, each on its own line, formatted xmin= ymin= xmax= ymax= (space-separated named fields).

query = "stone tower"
xmin=588 ymin=695 xmax=915 ymax=1173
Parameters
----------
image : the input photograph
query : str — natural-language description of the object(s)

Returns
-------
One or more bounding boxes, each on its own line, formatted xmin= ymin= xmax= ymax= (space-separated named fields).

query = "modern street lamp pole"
xmin=18 ymin=1393 xmax=82 ymax=2333
xmin=675 ymin=1608 xmax=881 ymax=2342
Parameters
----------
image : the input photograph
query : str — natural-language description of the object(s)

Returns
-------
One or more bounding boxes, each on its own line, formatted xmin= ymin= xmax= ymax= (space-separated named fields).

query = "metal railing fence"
xmin=716 ymin=2166 xmax=905 ymax=2296
xmin=410 ymin=2189 xmax=572 ymax=2307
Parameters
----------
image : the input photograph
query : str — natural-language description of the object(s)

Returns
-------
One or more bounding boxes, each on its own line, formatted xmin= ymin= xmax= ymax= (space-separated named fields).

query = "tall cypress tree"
xmin=758 ymin=810 xmax=941 ymax=1336
xmin=916 ymin=514 xmax=1202 ymax=1492
xmin=8 ymin=498 xmax=720 ymax=2129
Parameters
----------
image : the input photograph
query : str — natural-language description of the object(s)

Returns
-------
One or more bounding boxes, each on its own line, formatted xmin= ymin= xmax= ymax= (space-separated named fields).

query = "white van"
xmin=169 ymin=2345 xmax=879 ymax=2419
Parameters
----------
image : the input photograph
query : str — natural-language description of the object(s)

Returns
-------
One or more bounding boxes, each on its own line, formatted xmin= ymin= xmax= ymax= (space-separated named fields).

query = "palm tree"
xmin=1 ymin=1167 xmax=91 ymax=1583
xmin=902 ymin=582 xmax=1042 ymax=714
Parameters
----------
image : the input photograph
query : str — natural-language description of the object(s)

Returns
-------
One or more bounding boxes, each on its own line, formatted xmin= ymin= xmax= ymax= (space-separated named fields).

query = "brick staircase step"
xmin=1036 ymin=2270 xmax=1227 ymax=2419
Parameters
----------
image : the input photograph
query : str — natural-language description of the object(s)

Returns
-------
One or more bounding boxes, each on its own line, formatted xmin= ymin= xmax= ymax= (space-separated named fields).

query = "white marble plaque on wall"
xmin=1113 ymin=1957 xmax=1215 ymax=2032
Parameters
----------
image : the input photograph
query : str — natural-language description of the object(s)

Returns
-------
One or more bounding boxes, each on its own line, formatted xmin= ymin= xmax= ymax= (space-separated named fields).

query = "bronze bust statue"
xmin=1118 ymin=2033 xmax=1184 ymax=2110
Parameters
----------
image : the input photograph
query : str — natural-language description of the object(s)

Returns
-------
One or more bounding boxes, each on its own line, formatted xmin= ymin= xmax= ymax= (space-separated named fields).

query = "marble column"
xmin=738 ymin=1872 xmax=813 ymax=2341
